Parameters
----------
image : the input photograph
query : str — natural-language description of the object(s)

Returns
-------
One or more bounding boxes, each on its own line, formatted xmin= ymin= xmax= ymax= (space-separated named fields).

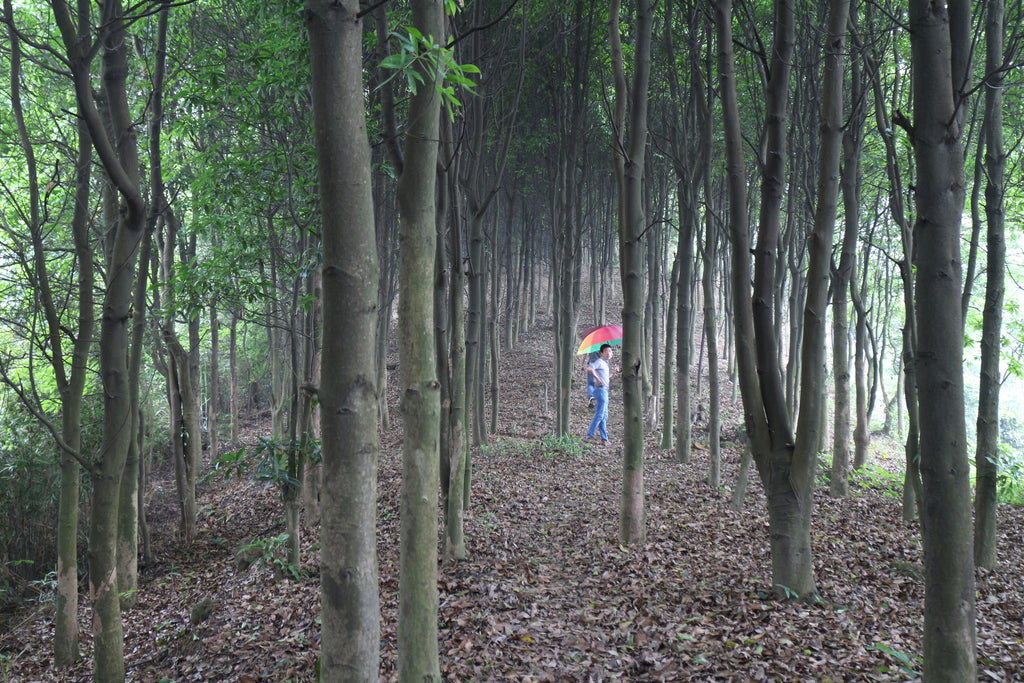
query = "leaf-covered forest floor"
xmin=4 ymin=312 xmax=1024 ymax=682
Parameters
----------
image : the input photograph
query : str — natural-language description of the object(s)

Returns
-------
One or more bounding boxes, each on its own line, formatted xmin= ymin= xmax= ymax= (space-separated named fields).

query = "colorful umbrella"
xmin=576 ymin=324 xmax=623 ymax=355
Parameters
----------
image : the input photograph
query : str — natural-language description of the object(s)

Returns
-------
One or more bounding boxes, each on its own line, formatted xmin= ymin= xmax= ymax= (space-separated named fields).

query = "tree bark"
xmin=209 ymin=302 xmax=220 ymax=458
xmin=830 ymin=39 xmax=865 ymax=496
xmin=307 ymin=0 xmax=381 ymax=678
xmin=161 ymin=210 xmax=202 ymax=544
xmin=674 ymin=179 xmax=694 ymax=464
xmin=974 ymin=0 xmax=1006 ymax=572
xmin=703 ymin=199 xmax=721 ymax=488
xmin=439 ymin=118 xmax=468 ymax=561
xmin=789 ymin=0 xmax=849 ymax=596
xmin=610 ymin=0 xmax=652 ymax=545
xmin=6 ymin=0 xmax=95 ymax=661
xmin=395 ymin=1 xmax=444 ymax=679
xmin=52 ymin=0 xmax=147 ymax=673
xmin=908 ymin=2 xmax=977 ymax=679
xmin=661 ymin=257 xmax=678 ymax=451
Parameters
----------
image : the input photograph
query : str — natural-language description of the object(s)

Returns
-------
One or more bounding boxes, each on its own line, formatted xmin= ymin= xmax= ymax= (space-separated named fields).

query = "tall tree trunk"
xmin=790 ymin=0 xmax=849 ymax=593
xmin=851 ymin=224 xmax=871 ymax=469
xmin=162 ymin=212 xmax=202 ymax=544
xmin=674 ymin=180 xmax=694 ymax=464
xmin=307 ymin=0 xmax=381 ymax=678
xmin=859 ymin=6 xmax=923 ymax=517
xmin=396 ymin=1 xmax=443 ymax=678
xmin=694 ymin=33 xmax=717 ymax=483
xmin=121 ymin=3 xmax=168 ymax=603
xmin=716 ymin=0 xmax=772 ymax=540
xmin=209 ymin=302 xmax=220 ymax=457
xmin=703 ymin=205 xmax=721 ymax=488
xmin=974 ymin=0 xmax=1005 ymax=571
xmin=909 ymin=2 xmax=977 ymax=679
xmin=53 ymin=0 xmax=147 ymax=674
xmin=662 ymin=0 xmax=705 ymax=464
xmin=661 ymin=258 xmax=678 ymax=451
xmin=440 ymin=119 xmax=468 ymax=561
xmin=830 ymin=41 xmax=865 ymax=496
xmin=55 ymin=111 xmax=94 ymax=667
xmin=720 ymin=0 xmax=849 ymax=601
xmin=229 ymin=312 xmax=240 ymax=444
xmin=465 ymin=208 xmax=487 ymax=445
xmin=284 ymin=272 xmax=313 ymax=568
xmin=752 ymin=0 xmax=796 ymax=450
xmin=489 ymin=236 xmax=500 ymax=434
xmin=7 ymin=1 xmax=95 ymax=660
xmin=610 ymin=0 xmax=652 ymax=545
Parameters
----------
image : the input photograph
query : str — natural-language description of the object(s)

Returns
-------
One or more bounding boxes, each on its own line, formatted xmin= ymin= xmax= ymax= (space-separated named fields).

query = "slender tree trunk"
xmin=209 ymin=303 xmax=220 ymax=457
xmin=8 ymin=2 xmax=95 ymax=660
xmin=752 ymin=0 xmax=813 ymax=600
xmin=610 ymin=0 xmax=652 ymax=545
xmin=396 ymin=1 xmax=443 ymax=678
xmin=440 ymin=120 xmax=468 ymax=561
xmin=661 ymin=258 xmax=678 ymax=451
xmin=852 ymin=261 xmax=870 ymax=469
xmin=909 ymin=2 xmax=977 ymax=678
xmin=973 ymin=0 xmax=1005 ymax=572
xmin=56 ymin=115 xmax=94 ymax=663
xmin=489 ymin=239 xmax=500 ymax=434
xmin=789 ymin=0 xmax=849 ymax=595
xmin=229 ymin=312 xmax=240 ymax=444
xmin=830 ymin=49 xmax=865 ymax=496
xmin=466 ymin=209 xmax=487 ymax=444
xmin=121 ymin=4 xmax=167 ymax=603
xmin=695 ymin=43 xmax=718 ymax=486
xmin=52 ymin=0 xmax=147 ymax=674
xmin=161 ymin=212 xmax=201 ymax=544
xmin=716 ymin=0 xmax=770 ymax=535
xmin=703 ymin=206 xmax=720 ymax=488
xmin=675 ymin=180 xmax=694 ymax=464
xmin=307 ymin=0 xmax=381 ymax=678
xmin=729 ymin=435 xmax=753 ymax=511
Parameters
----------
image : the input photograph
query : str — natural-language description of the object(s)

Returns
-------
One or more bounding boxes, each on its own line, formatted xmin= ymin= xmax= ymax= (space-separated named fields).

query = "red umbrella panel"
xmin=577 ymin=324 xmax=623 ymax=355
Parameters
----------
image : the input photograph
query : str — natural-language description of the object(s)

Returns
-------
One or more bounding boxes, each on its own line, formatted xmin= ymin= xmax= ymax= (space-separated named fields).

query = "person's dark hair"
xmin=600 ymin=343 xmax=612 ymax=353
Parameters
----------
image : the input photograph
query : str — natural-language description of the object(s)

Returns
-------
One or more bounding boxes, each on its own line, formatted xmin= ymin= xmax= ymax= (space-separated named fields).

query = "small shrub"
xmin=538 ymin=432 xmax=585 ymax=459
xmin=868 ymin=642 xmax=921 ymax=676
xmin=235 ymin=533 xmax=303 ymax=580
xmin=0 ymin=408 xmax=71 ymax=599
xmin=815 ymin=452 xmax=833 ymax=488
xmin=996 ymin=444 xmax=1024 ymax=504
xmin=851 ymin=463 xmax=903 ymax=499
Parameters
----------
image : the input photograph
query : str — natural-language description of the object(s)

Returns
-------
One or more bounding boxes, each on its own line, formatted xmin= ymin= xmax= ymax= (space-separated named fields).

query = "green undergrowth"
xmin=484 ymin=432 xmax=586 ymax=460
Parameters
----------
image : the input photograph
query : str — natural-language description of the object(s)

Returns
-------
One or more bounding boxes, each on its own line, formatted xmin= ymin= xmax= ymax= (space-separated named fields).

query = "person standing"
xmin=583 ymin=350 xmax=599 ymax=407
xmin=585 ymin=344 xmax=613 ymax=445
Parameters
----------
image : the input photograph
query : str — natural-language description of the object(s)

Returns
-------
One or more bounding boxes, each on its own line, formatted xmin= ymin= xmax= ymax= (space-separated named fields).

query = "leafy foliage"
xmin=237 ymin=533 xmax=305 ymax=581
xmin=379 ymin=26 xmax=480 ymax=113
xmin=0 ymin=409 xmax=61 ymax=600
xmin=205 ymin=435 xmax=319 ymax=493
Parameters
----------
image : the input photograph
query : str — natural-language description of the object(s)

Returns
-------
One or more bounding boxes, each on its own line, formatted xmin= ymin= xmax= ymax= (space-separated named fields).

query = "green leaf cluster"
xmin=379 ymin=27 xmax=480 ymax=114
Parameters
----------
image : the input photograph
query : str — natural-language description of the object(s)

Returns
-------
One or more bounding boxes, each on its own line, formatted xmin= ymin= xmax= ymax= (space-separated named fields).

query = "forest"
xmin=1 ymin=0 xmax=1022 ymax=680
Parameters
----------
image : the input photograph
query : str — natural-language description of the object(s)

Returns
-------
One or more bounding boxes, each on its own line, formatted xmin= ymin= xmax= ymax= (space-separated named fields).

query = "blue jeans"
xmin=586 ymin=373 xmax=596 ymax=400
xmin=587 ymin=386 xmax=608 ymax=441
